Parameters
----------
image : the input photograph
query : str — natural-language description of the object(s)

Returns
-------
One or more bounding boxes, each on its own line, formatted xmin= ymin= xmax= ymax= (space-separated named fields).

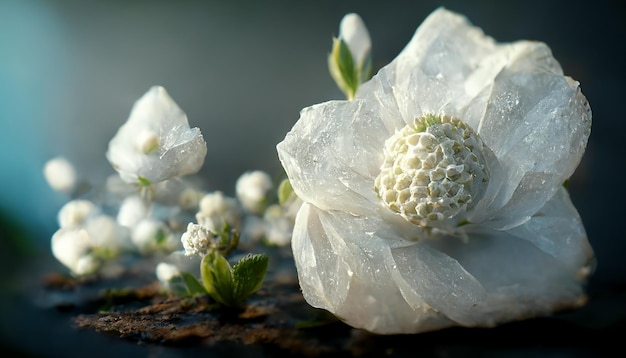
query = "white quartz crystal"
xmin=277 ymin=7 xmax=594 ymax=334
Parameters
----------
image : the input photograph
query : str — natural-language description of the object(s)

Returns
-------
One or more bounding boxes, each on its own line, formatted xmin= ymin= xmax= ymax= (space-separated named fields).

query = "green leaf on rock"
xmin=200 ymin=251 xmax=269 ymax=308
xmin=233 ymin=253 xmax=269 ymax=299
xmin=168 ymin=272 xmax=208 ymax=297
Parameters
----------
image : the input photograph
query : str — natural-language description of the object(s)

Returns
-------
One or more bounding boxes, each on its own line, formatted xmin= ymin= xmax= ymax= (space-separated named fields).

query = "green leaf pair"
xmin=165 ymin=252 xmax=269 ymax=309
xmin=200 ymin=251 xmax=269 ymax=308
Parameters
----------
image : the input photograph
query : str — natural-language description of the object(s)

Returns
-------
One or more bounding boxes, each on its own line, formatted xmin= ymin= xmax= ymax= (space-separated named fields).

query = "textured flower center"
xmin=374 ymin=114 xmax=489 ymax=227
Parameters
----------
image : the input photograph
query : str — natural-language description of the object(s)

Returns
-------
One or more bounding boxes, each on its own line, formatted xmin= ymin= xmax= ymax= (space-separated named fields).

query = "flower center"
xmin=136 ymin=130 xmax=160 ymax=154
xmin=374 ymin=114 xmax=489 ymax=227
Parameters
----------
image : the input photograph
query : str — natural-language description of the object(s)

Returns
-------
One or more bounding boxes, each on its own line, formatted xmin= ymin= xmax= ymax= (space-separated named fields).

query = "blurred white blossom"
xmin=156 ymin=262 xmax=181 ymax=288
xmin=43 ymin=157 xmax=78 ymax=195
xmin=262 ymin=204 xmax=293 ymax=247
xmin=278 ymin=8 xmax=594 ymax=334
xmin=51 ymin=213 xmax=131 ymax=276
xmin=57 ymin=199 xmax=100 ymax=229
xmin=236 ymin=170 xmax=273 ymax=214
xmin=116 ymin=195 xmax=150 ymax=228
xmin=51 ymin=228 xmax=100 ymax=276
xmin=196 ymin=191 xmax=242 ymax=232
xmin=131 ymin=218 xmax=178 ymax=255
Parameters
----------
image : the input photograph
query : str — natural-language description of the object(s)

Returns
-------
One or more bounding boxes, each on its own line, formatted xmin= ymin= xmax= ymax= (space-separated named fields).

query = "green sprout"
xmin=165 ymin=224 xmax=269 ymax=309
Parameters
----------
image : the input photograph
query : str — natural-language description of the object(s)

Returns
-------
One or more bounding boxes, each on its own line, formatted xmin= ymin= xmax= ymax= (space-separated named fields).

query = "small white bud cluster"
xmin=181 ymin=222 xmax=215 ymax=257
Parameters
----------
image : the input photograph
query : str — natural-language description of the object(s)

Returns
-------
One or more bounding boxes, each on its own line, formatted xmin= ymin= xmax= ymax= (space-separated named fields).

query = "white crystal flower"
xmin=277 ymin=8 xmax=594 ymax=334
xmin=236 ymin=170 xmax=273 ymax=214
xmin=116 ymin=195 xmax=150 ymax=228
xmin=106 ymin=86 xmax=207 ymax=185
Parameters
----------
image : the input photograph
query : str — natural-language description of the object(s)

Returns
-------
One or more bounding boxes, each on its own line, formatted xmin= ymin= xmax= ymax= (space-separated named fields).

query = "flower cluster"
xmin=277 ymin=8 xmax=594 ymax=334
xmin=45 ymin=87 xmax=297 ymax=280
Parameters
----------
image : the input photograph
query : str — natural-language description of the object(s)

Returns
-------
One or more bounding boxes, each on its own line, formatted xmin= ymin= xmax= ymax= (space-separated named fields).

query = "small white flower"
xmin=181 ymin=222 xmax=213 ymax=257
xmin=235 ymin=170 xmax=273 ymax=214
xmin=57 ymin=199 xmax=100 ymax=229
xmin=43 ymin=157 xmax=78 ymax=195
xmin=106 ymin=86 xmax=207 ymax=185
xmin=196 ymin=191 xmax=241 ymax=231
xmin=277 ymin=8 xmax=594 ymax=334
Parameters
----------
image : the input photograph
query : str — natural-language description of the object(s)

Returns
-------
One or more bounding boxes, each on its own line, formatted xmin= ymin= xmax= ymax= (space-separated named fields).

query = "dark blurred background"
xmin=1 ymin=0 xmax=624 ymax=356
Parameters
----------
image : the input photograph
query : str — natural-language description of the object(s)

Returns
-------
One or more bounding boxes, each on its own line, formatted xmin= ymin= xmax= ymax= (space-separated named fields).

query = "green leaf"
xmin=328 ymin=37 xmax=358 ymax=100
xmin=216 ymin=224 xmax=239 ymax=256
xmin=233 ymin=253 xmax=269 ymax=299
xmin=359 ymin=49 xmax=373 ymax=83
xmin=168 ymin=272 xmax=207 ymax=297
xmin=137 ymin=176 xmax=151 ymax=186
xmin=277 ymin=178 xmax=294 ymax=205
xmin=201 ymin=251 xmax=235 ymax=306
xmin=155 ymin=228 xmax=167 ymax=244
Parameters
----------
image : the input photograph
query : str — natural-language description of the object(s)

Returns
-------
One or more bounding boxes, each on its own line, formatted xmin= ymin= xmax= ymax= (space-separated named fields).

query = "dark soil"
xmin=4 ymin=246 xmax=625 ymax=357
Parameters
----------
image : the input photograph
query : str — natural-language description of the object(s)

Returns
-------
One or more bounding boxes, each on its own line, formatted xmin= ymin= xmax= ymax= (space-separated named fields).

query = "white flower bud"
xmin=339 ymin=13 xmax=371 ymax=68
